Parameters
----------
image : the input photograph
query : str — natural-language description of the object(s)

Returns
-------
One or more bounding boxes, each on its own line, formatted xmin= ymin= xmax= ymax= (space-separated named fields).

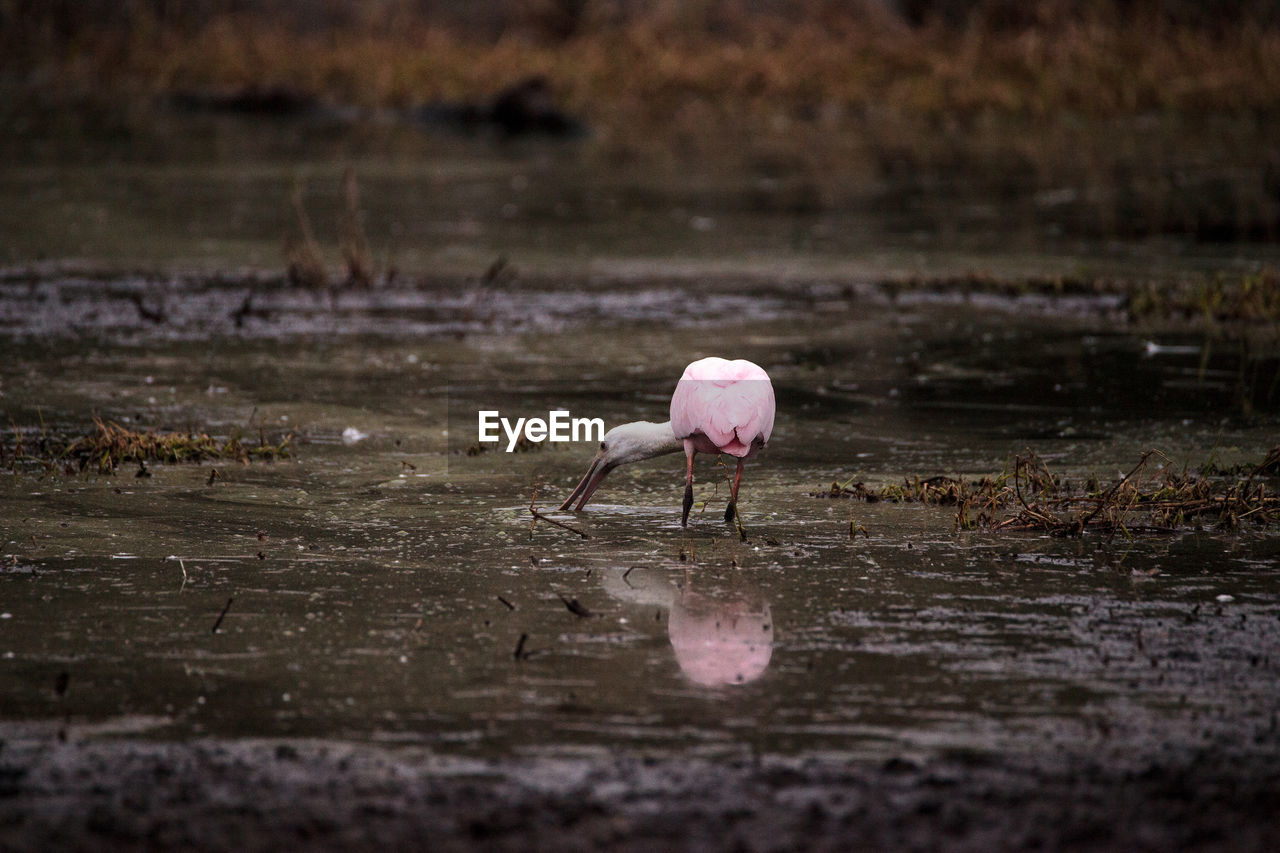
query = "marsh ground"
xmin=3 ymin=7 xmax=1280 ymax=845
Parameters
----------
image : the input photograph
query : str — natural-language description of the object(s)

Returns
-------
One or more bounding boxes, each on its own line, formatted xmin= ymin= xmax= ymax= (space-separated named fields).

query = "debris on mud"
xmin=877 ymin=266 xmax=1280 ymax=328
xmin=465 ymin=434 xmax=546 ymax=456
xmin=1 ymin=267 xmax=1276 ymax=344
xmin=556 ymin=592 xmax=592 ymax=618
xmin=528 ymin=488 xmax=589 ymax=540
xmin=816 ymin=447 xmax=1280 ymax=535
xmin=1 ymin=418 xmax=293 ymax=475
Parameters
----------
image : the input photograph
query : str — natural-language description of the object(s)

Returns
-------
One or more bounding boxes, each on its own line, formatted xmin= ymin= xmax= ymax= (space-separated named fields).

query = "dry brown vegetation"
xmin=817 ymin=447 xmax=1280 ymax=535
xmin=284 ymin=168 xmax=379 ymax=289
xmin=1129 ymin=268 xmax=1280 ymax=326
xmin=878 ymin=267 xmax=1280 ymax=327
xmin=4 ymin=2 xmax=1280 ymax=135
xmin=1 ymin=417 xmax=293 ymax=476
xmin=4 ymin=3 xmax=1277 ymax=244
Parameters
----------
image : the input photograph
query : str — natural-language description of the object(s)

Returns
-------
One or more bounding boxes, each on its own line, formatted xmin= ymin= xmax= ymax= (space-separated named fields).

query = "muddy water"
xmin=5 ymin=109 xmax=1280 ymax=277
xmin=2 ymin=109 xmax=1279 ymax=785
xmin=2 ymin=283 xmax=1278 ymax=769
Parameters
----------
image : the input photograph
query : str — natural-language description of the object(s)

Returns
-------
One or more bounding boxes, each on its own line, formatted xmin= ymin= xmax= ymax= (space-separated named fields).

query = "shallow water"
xmin=2 ymin=108 xmax=1279 ymax=776
xmin=2 ymin=281 xmax=1278 ymax=767
xmin=4 ymin=108 xmax=1279 ymax=277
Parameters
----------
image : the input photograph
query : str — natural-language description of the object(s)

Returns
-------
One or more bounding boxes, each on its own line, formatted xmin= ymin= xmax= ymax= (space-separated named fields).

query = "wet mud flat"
xmin=1 ymin=734 xmax=1277 ymax=852
xmin=2 ymin=270 xmax=1279 ymax=850
xmin=0 ymin=268 xmax=809 ymax=342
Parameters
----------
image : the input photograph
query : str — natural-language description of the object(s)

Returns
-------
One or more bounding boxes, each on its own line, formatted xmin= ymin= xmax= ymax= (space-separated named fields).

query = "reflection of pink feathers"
xmin=669 ymin=595 xmax=774 ymax=687
xmin=670 ymin=357 xmax=775 ymax=457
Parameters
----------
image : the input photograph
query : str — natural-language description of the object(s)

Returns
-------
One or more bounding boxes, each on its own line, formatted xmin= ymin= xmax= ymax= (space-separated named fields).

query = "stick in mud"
xmin=731 ymin=504 xmax=749 ymax=542
xmin=528 ymin=487 xmax=589 ymax=539
xmin=211 ymin=597 xmax=234 ymax=634
xmin=1075 ymin=450 xmax=1158 ymax=533
xmin=557 ymin=593 xmax=591 ymax=618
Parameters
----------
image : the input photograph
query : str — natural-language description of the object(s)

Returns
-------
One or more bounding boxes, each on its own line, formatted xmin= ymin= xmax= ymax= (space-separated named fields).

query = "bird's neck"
xmin=625 ymin=420 xmax=684 ymax=460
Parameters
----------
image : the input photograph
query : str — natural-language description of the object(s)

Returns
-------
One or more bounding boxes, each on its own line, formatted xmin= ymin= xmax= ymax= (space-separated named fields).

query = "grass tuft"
xmin=3 ymin=417 xmax=292 ymax=476
xmin=817 ymin=447 xmax=1280 ymax=535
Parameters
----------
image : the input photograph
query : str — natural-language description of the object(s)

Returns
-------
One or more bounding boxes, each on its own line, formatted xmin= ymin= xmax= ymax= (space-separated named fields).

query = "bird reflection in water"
xmin=669 ymin=590 xmax=773 ymax=687
xmin=601 ymin=566 xmax=774 ymax=687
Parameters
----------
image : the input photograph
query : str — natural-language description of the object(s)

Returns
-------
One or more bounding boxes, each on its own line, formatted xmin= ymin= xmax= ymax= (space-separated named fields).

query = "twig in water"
xmin=557 ymin=592 xmax=592 ymax=618
xmin=128 ymin=291 xmax=166 ymax=324
xmin=1076 ymin=450 xmax=1158 ymax=534
xmin=513 ymin=633 xmax=529 ymax=660
xmin=230 ymin=291 xmax=255 ymax=328
xmin=1234 ymin=446 xmax=1280 ymax=515
xmin=497 ymin=595 xmax=515 ymax=611
xmin=731 ymin=501 xmax=749 ymax=542
xmin=211 ymin=597 xmax=234 ymax=634
xmin=529 ymin=487 xmax=589 ymax=539
xmin=847 ymin=503 xmax=871 ymax=538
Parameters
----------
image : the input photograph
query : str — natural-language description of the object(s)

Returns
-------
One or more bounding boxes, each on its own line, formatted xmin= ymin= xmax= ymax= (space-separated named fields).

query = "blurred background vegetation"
xmin=2 ymin=1 xmax=1278 ymax=259
xmin=4 ymin=0 xmax=1279 ymax=123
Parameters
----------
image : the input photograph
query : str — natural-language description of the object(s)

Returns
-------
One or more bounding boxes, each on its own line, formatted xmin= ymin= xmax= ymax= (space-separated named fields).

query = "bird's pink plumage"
xmin=670 ymin=357 xmax=775 ymax=457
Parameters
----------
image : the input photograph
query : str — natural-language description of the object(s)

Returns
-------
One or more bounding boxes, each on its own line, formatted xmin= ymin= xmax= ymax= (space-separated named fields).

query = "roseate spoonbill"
xmin=559 ymin=357 xmax=775 ymax=526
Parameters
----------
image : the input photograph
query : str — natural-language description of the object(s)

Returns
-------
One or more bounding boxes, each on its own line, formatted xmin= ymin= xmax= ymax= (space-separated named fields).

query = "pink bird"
xmin=559 ymin=357 xmax=775 ymax=526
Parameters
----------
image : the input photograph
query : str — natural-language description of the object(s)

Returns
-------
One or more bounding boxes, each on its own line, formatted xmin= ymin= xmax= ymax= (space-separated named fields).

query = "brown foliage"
xmin=817 ymin=447 xmax=1280 ymax=535
xmin=5 ymin=2 xmax=1280 ymax=132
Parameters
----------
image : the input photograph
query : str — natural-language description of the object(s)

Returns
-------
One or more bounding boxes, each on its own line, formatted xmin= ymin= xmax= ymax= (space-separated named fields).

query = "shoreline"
xmin=2 ymin=731 xmax=1276 ymax=851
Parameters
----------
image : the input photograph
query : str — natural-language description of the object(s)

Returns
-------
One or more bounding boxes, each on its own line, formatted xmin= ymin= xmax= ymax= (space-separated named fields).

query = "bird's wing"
xmin=670 ymin=375 xmax=712 ymax=441
xmin=671 ymin=360 xmax=775 ymax=455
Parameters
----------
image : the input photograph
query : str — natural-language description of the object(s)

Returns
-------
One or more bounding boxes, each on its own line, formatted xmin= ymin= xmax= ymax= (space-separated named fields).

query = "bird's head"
xmin=558 ymin=421 xmax=681 ymax=511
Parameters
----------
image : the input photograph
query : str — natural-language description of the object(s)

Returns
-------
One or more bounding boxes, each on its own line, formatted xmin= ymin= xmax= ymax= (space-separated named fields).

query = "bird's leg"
xmin=681 ymin=441 xmax=696 ymax=527
xmin=725 ymin=458 xmax=745 ymax=523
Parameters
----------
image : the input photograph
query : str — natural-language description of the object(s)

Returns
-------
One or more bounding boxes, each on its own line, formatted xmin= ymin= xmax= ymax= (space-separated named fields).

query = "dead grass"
xmin=338 ymin=167 xmax=374 ymax=289
xmin=816 ymin=447 xmax=1280 ymax=535
xmin=284 ymin=183 xmax=329 ymax=289
xmin=2 ymin=417 xmax=292 ymax=476
xmin=1129 ymin=268 xmax=1280 ymax=327
xmin=285 ymin=169 xmax=378 ymax=289
xmin=6 ymin=5 xmax=1277 ymax=244
xmin=879 ymin=267 xmax=1280 ymax=329
xmin=6 ymin=3 xmax=1280 ymax=135
xmin=464 ymin=434 xmax=546 ymax=456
